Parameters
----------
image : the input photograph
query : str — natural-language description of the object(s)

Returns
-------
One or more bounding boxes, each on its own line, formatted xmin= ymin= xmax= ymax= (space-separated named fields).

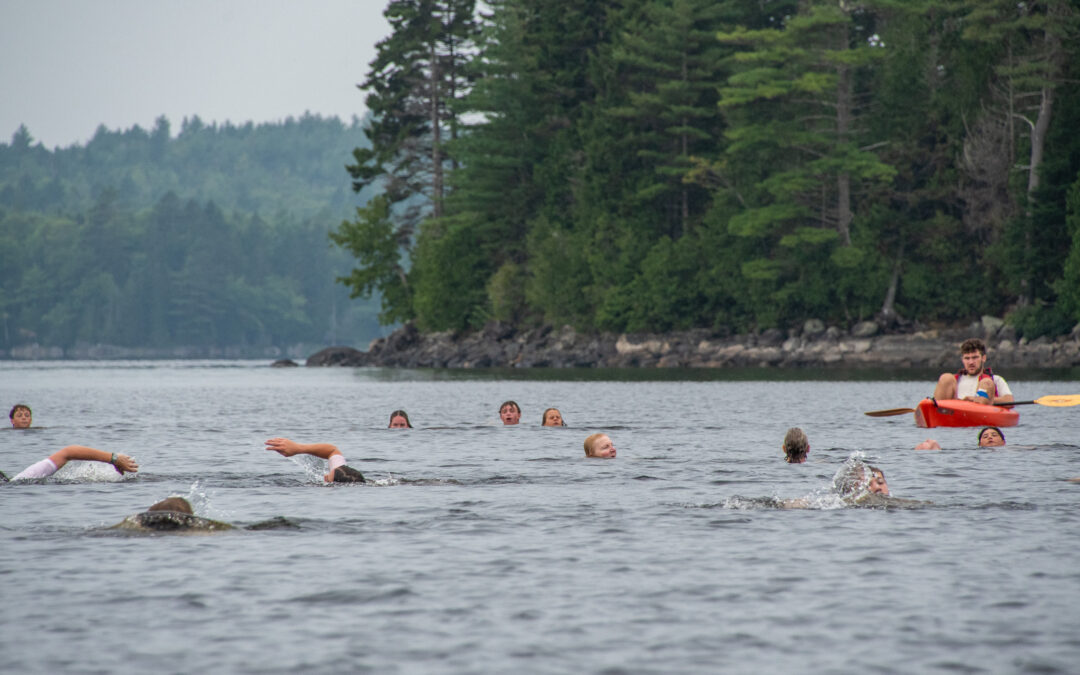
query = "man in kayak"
xmin=932 ymin=338 xmax=1014 ymax=406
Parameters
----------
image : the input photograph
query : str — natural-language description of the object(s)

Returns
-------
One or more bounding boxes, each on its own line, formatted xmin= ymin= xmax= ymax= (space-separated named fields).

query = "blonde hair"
xmin=584 ymin=433 xmax=606 ymax=457
xmin=782 ymin=427 xmax=809 ymax=462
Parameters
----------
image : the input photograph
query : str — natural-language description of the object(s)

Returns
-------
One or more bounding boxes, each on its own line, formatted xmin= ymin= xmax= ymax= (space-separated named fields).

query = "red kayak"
xmin=914 ymin=398 xmax=1019 ymax=428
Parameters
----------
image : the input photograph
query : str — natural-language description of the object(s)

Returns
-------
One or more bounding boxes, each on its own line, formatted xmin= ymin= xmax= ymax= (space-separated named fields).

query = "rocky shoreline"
xmin=306 ymin=317 xmax=1080 ymax=370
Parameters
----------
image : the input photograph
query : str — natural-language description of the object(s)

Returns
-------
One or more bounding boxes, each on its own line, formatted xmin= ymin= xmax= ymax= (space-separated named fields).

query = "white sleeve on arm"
xmin=994 ymin=376 xmax=1012 ymax=397
xmin=12 ymin=458 xmax=59 ymax=481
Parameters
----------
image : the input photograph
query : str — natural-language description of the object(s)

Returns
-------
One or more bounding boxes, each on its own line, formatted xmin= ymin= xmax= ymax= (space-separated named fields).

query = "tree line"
xmin=336 ymin=0 xmax=1080 ymax=339
xmin=0 ymin=114 xmax=384 ymax=352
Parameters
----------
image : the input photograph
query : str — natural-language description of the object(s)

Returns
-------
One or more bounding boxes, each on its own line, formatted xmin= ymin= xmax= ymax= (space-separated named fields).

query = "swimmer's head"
xmin=868 ymin=466 xmax=889 ymax=495
xmin=977 ymin=426 xmax=1005 ymax=447
xmin=332 ymin=466 xmax=366 ymax=483
xmin=541 ymin=408 xmax=566 ymax=427
xmin=584 ymin=433 xmax=616 ymax=459
xmin=389 ymin=410 xmax=412 ymax=428
xmin=499 ymin=401 xmax=521 ymax=425
xmin=147 ymin=497 xmax=194 ymax=514
xmin=782 ymin=427 xmax=809 ymax=463
xmin=9 ymin=404 xmax=32 ymax=428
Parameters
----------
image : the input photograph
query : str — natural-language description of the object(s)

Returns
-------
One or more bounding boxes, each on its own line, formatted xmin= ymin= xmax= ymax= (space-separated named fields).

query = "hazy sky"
xmin=0 ymin=0 xmax=391 ymax=148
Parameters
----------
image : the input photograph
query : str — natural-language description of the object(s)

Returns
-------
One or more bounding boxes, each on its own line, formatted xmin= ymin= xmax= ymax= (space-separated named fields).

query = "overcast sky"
xmin=0 ymin=0 xmax=391 ymax=148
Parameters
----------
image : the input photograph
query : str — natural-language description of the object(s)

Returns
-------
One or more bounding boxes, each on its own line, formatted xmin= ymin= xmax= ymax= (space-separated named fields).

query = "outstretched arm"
xmin=265 ymin=438 xmax=341 ymax=460
xmin=265 ymin=438 xmax=344 ymax=482
xmin=50 ymin=445 xmax=138 ymax=473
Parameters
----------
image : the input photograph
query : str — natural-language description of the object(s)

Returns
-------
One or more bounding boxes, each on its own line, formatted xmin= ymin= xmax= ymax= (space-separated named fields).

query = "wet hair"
xmin=9 ymin=403 xmax=31 ymax=420
xmin=147 ymin=497 xmax=194 ymax=514
xmin=499 ymin=400 xmax=520 ymax=414
xmin=868 ymin=465 xmax=884 ymax=480
xmin=960 ymin=338 xmax=987 ymax=355
xmin=583 ymin=433 xmax=606 ymax=457
xmin=332 ymin=466 xmax=366 ymax=483
xmin=977 ymin=426 xmax=1005 ymax=445
xmin=782 ymin=427 xmax=809 ymax=463
xmin=388 ymin=410 xmax=413 ymax=428
xmin=541 ymin=407 xmax=566 ymax=426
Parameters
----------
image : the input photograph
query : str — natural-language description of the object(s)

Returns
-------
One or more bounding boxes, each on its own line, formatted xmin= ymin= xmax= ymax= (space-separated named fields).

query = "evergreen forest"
xmin=0 ymin=114 xmax=385 ymax=355
xmin=336 ymin=0 xmax=1080 ymax=340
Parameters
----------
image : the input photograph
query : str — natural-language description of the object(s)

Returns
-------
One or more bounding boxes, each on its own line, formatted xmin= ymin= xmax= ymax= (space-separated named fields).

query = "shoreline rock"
xmin=306 ymin=319 xmax=1080 ymax=370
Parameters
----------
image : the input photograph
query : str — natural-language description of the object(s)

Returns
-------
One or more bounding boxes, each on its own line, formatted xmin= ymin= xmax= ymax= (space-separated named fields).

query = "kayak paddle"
xmin=864 ymin=394 xmax=1080 ymax=417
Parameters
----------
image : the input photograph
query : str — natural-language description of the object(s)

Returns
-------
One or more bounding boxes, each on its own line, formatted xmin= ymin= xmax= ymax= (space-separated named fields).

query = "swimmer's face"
xmin=389 ymin=415 xmax=410 ymax=429
xmin=978 ymin=428 xmax=1004 ymax=446
xmin=869 ymin=471 xmax=889 ymax=495
xmin=591 ymin=435 xmax=616 ymax=459
xmin=542 ymin=409 xmax=563 ymax=427
xmin=500 ymin=404 xmax=521 ymax=425
xmin=10 ymin=407 xmax=31 ymax=428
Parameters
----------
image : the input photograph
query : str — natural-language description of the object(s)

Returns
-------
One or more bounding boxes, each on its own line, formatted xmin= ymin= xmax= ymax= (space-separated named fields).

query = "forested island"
xmin=1 ymin=114 xmax=386 ymax=358
xmin=4 ymin=0 xmax=1080 ymax=366
xmin=333 ymin=0 xmax=1080 ymax=359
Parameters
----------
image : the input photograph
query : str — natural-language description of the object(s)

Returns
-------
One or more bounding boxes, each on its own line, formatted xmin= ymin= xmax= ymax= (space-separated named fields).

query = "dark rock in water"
xmin=306 ymin=345 xmax=365 ymax=367
xmin=271 ymin=359 xmax=298 ymax=368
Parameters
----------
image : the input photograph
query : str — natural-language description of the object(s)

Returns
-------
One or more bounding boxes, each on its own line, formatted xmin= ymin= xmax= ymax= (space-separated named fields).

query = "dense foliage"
xmin=336 ymin=0 xmax=1080 ymax=338
xmin=0 ymin=115 xmax=384 ymax=352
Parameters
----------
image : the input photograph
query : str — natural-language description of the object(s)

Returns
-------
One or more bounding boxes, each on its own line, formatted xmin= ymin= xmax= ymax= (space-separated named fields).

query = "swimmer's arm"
xmin=265 ymin=438 xmax=342 ymax=460
xmin=48 ymin=445 xmax=138 ymax=474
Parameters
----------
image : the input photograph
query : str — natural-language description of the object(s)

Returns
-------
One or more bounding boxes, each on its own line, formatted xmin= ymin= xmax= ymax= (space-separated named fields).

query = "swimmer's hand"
xmin=113 ymin=454 xmax=139 ymax=474
xmin=265 ymin=437 xmax=301 ymax=457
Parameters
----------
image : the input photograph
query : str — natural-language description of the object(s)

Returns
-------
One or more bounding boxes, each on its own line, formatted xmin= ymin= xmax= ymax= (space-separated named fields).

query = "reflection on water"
xmin=2 ymin=361 xmax=1079 ymax=673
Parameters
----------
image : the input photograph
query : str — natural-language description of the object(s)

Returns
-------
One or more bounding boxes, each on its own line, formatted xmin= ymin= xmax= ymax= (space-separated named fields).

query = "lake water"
xmin=2 ymin=361 xmax=1079 ymax=673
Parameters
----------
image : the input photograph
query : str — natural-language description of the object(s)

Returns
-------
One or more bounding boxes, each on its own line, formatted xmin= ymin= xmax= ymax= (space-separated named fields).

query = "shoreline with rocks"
xmin=306 ymin=318 xmax=1080 ymax=370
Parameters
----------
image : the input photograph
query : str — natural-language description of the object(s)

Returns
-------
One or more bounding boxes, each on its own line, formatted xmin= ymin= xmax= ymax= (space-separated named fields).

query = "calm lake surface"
xmin=2 ymin=361 xmax=1079 ymax=673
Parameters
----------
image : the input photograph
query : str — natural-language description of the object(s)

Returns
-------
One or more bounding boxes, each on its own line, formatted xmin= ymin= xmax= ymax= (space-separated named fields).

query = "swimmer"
xmin=388 ymin=410 xmax=413 ymax=428
xmin=541 ymin=408 xmax=566 ymax=427
xmin=9 ymin=404 xmax=32 ymax=428
xmin=584 ymin=433 xmax=616 ymax=458
xmin=499 ymin=401 xmax=521 ymax=425
xmin=113 ymin=497 xmax=233 ymax=532
xmin=977 ymin=426 xmax=1005 ymax=447
xmin=265 ymin=437 xmax=365 ymax=483
xmin=868 ymin=466 xmax=889 ymax=495
xmin=782 ymin=427 xmax=809 ymax=463
xmin=1 ymin=445 xmax=138 ymax=482
xmin=914 ymin=439 xmax=942 ymax=450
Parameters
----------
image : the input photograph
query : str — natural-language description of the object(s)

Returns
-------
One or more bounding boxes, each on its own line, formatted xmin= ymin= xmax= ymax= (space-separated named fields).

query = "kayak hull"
xmin=914 ymin=398 xmax=1019 ymax=428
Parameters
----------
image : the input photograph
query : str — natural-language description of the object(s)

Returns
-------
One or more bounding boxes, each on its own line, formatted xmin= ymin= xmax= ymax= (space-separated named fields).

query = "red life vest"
xmin=955 ymin=366 xmax=997 ymax=397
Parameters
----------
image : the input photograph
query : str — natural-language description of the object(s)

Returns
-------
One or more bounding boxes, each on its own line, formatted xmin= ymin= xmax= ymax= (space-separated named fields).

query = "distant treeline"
xmin=338 ymin=0 xmax=1080 ymax=339
xmin=0 ymin=114 xmax=386 ymax=353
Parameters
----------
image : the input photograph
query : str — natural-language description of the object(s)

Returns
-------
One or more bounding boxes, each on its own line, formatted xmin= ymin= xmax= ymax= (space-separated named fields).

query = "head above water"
xmin=499 ymin=401 xmax=521 ymax=425
xmin=977 ymin=426 xmax=1005 ymax=447
xmin=9 ymin=403 xmax=32 ymax=428
xmin=541 ymin=408 xmax=566 ymax=427
xmin=782 ymin=427 xmax=809 ymax=463
xmin=584 ymin=433 xmax=616 ymax=458
xmin=388 ymin=410 xmax=413 ymax=428
xmin=146 ymin=497 xmax=194 ymax=515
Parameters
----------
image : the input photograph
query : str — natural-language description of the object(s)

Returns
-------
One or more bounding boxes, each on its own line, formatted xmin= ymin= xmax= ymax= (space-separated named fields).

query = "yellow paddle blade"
xmin=1032 ymin=394 xmax=1080 ymax=407
xmin=864 ymin=407 xmax=916 ymax=417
